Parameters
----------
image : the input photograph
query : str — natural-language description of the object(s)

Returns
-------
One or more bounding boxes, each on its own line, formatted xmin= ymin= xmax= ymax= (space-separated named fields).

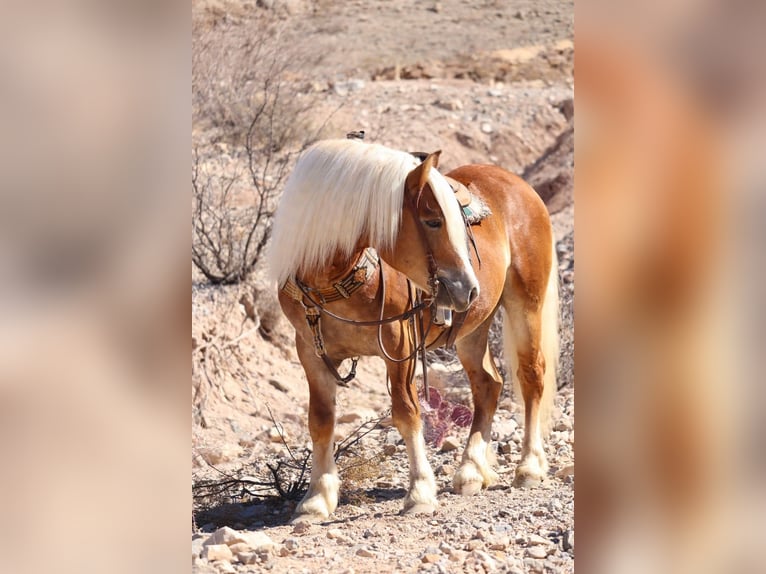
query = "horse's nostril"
xmin=468 ymin=286 xmax=479 ymax=305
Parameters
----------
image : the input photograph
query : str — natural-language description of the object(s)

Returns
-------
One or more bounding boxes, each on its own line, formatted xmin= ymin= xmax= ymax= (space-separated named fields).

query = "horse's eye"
xmin=424 ymin=219 xmax=442 ymax=229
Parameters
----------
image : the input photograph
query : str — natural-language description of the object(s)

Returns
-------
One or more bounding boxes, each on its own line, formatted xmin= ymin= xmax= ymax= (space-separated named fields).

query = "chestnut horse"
xmin=268 ymin=139 xmax=558 ymax=520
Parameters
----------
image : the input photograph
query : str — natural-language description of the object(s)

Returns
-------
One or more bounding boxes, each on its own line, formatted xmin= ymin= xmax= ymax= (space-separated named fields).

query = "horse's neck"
xmin=304 ymin=248 xmax=367 ymax=286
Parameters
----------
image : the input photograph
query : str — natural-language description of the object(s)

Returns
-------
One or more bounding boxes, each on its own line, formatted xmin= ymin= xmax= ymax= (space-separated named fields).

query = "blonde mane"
xmin=268 ymin=139 xmax=466 ymax=285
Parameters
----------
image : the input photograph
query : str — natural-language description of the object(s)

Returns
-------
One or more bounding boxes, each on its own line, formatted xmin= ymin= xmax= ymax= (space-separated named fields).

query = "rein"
xmin=283 ymin=166 xmax=477 ymax=399
xmin=292 ymin=252 xmax=435 ymax=392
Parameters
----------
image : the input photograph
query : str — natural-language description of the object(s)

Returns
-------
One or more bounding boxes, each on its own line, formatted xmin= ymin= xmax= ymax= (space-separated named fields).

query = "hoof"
xmin=454 ymin=479 xmax=483 ymax=496
xmin=401 ymin=503 xmax=436 ymax=516
xmin=293 ymin=496 xmax=333 ymax=522
xmin=453 ymin=462 xmax=485 ymax=495
xmin=290 ymin=514 xmax=321 ymax=525
xmin=512 ymin=465 xmax=545 ymax=488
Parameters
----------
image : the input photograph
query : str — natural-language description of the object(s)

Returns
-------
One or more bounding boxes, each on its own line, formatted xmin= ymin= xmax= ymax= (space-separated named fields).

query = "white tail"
xmin=503 ymin=239 xmax=560 ymax=436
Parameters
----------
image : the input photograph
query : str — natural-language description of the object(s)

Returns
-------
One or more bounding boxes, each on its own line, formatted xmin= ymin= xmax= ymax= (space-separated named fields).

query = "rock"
xmin=440 ymin=436 xmax=460 ymax=452
xmin=555 ymin=464 xmax=574 ymax=478
xmin=498 ymin=442 xmax=513 ymax=455
xmin=238 ymin=531 xmax=277 ymax=553
xmin=494 ymin=418 xmax=518 ymax=437
xmin=471 ymin=549 xmax=497 ymax=569
xmin=327 ymin=528 xmax=352 ymax=544
xmin=455 ymin=131 xmax=479 ymax=149
xmin=384 ymin=429 xmax=401 ymax=444
xmin=437 ymin=463 xmax=454 ymax=476
xmin=198 ymin=445 xmax=241 ymax=465
xmin=492 ymin=45 xmax=545 ymax=64
xmin=283 ymin=537 xmax=300 ymax=552
xmin=528 ymin=534 xmax=553 ymax=546
xmin=481 ymin=122 xmax=494 ymax=134
xmin=422 ymin=553 xmax=441 ymax=563
xmin=448 ymin=549 xmax=468 ymax=563
xmin=332 ymin=79 xmax=365 ymax=96
xmin=434 ymin=99 xmax=463 ymax=111
xmin=382 ymin=444 xmax=397 ymax=456
xmin=525 ymin=546 xmax=550 ymax=559
xmin=202 ymin=544 xmax=233 ymax=562
xmin=192 ymin=537 xmax=205 ymax=559
xmin=228 ymin=542 xmax=250 ymax=556
xmin=204 ymin=527 xmax=240 ymax=546
xmin=291 ymin=521 xmax=311 ymax=535
xmin=465 ymin=539 xmax=483 ymax=551
xmin=236 ymin=551 xmax=258 ymax=565
xmin=268 ymin=425 xmax=286 ymax=443
xmin=356 ymin=547 xmax=376 ymax=557
xmin=563 ymin=529 xmax=574 ymax=552
xmin=268 ymin=378 xmax=288 ymax=393
xmin=337 ymin=408 xmax=377 ymax=424
xmin=523 ymin=557 xmax=545 ymax=573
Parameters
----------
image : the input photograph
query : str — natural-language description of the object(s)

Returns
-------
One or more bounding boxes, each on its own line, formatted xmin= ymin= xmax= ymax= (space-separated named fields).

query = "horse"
xmin=267 ymin=138 xmax=559 ymax=520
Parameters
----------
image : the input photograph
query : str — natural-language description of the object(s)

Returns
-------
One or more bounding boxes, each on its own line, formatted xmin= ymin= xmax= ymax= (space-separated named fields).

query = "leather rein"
xmin=283 ymin=189 xmax=444 ymax=396
xmin=283 ymin=177 xmax=479 ymax=396
xmin=288 ymin=247 xmax=437 ymax=393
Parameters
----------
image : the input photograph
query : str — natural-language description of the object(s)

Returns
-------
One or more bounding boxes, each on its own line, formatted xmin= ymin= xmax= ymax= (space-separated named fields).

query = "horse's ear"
xmin=406 ymin=150 xmax=443 ymax=196
xmin=417 ymin=150 xmax=442 ymax=190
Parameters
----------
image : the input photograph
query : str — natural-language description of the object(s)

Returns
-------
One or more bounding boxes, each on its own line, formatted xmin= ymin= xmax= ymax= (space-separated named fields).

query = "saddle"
xmin=409 ymin=152 xmax=491 ymax=225
xmin=445 ymin=176 xmax=492 ymax=225
xmin=445 ymin=176 xmax=472 ymax=209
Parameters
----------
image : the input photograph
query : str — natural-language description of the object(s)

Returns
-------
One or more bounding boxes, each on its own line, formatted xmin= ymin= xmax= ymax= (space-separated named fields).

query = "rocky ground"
xmin=193 ymin=1 xmax=574 ymax=572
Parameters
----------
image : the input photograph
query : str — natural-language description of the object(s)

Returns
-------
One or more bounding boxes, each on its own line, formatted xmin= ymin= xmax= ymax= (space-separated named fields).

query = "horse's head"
xmin=382 ymin=151 xmax=480 ymax=312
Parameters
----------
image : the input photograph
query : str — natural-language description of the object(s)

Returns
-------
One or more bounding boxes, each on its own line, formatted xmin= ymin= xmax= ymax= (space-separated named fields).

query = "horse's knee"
xmin=516 ymin=352 xmax=545 ymax=398
xmin=391 ymin=392 xmax=421 ymax=436
xmin=307 ymin=397 xmax=335 ymax=441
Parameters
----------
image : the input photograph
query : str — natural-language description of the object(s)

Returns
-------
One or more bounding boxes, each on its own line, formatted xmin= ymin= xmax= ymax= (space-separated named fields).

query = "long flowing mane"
xmin=268 ymin=139 xmax=421 ymax=285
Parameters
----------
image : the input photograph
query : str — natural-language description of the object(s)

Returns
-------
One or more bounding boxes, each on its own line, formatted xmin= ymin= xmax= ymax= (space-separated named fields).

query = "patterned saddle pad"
xmin=444 ymin=177 xmax=492 ymax=225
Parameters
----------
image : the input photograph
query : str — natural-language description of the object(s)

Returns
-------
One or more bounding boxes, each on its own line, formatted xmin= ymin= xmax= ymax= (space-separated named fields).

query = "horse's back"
xmin=446 ymin=164 xmax=554 ymax=301
xmin=446 ymin=164 xmax=550 ymax=230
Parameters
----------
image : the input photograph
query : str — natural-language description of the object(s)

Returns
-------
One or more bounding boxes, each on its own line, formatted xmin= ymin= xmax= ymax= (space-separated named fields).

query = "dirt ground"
xmin=192 ymin=1 xmax=574 ymax=572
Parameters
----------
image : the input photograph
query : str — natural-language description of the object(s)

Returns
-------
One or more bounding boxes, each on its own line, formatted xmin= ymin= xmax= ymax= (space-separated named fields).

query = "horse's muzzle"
xmin=435 ymin=272 xmax=480 ymax=312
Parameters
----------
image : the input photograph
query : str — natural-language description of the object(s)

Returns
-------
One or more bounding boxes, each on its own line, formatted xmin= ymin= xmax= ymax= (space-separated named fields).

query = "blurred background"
xmin=0 ymin=0 xmax=763 ymax=572
xmin=576 ymin=1 xmax=766 ymax=573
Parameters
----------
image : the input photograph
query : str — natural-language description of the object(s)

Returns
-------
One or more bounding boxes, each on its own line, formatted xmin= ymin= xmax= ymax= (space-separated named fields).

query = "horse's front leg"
xmin=453 ymin=323 xmax=502 ymax=495
xmin=388 ymin=360 xmax=438 ymax=514
xmin=292 ymin=339 xmax=340 ymax=522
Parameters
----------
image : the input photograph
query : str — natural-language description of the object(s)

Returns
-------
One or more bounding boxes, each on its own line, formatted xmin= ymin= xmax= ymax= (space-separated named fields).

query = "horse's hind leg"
xmin=453 ymin=318 xmax=502 ymax=495
xmin=292 ymin=338 xmax=340 ymax=521
xmin=504 ymin=298 xmax=552 ymax=487
xmin=388 ymin=360 xmax=438 ymax=514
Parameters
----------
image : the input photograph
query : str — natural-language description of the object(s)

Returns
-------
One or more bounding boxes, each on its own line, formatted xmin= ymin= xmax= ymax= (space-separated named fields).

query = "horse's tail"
xmin=504 ymin=237 xmax=560 ymax=436
xmin=538 ymin=239 xmax=560 ymax=435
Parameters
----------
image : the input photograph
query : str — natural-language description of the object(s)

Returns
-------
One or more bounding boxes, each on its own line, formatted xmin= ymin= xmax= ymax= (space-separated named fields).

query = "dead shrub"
xmin=192 ymin=409 xmax=391 ymax=515
xmin=192 ymin=15 xmax=338 ymax=284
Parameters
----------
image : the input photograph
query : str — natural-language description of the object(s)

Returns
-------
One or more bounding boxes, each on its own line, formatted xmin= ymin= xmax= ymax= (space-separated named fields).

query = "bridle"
xmin=283 ymin=167 xmax=480 ymax=399
xmin=284 ymin=188 xmax=443 ymax=397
